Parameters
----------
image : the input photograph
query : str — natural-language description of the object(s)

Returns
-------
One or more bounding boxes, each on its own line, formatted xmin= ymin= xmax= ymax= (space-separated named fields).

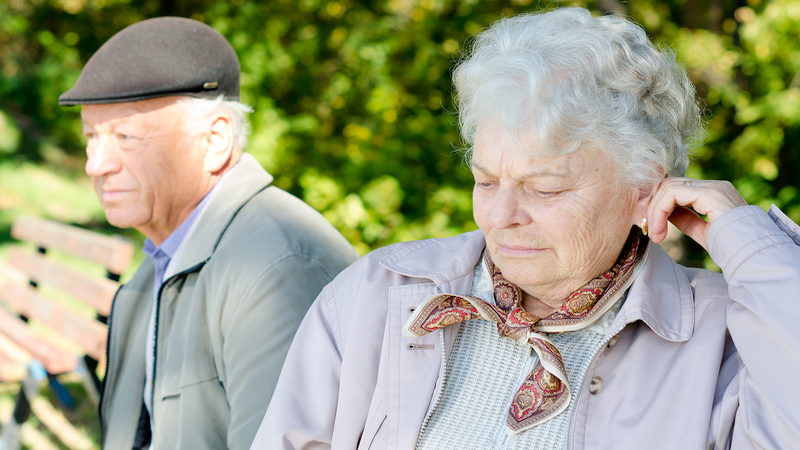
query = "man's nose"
xmin=85 ymin=136 xmax=122 ymax=178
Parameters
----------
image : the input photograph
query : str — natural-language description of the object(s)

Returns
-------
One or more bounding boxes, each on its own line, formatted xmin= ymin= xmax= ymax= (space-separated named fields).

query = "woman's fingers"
xmin=647 ymin=177 xmax=747 ymax=250
xmin=647 ymin=178 xmax=695 ymax=244
xmin=667 ymin=206 xmax=708 ymax=249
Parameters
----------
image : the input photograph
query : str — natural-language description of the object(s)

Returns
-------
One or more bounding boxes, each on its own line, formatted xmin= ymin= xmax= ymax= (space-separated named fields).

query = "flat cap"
xmin=59 ymin=17 xmax=239 ymax=105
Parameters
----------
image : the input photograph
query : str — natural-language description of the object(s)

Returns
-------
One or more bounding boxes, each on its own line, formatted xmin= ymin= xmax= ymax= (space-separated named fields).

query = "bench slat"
xmin=0 ymin=283 xmax=108 ymax=362
xmin=0 ymin=332 xmax=32 ymax=363
xmin=0 ymin=334 xmax=30 ymax=382
xmin=0 ymin=351 xmax=27 ymax=382
xmin=11 ymin=217 xmax=134 ymax=275
xmin=0 ymin=308 xmax=77 ymax=374
xmin=8 ymin=249 xmax=117 ymax=316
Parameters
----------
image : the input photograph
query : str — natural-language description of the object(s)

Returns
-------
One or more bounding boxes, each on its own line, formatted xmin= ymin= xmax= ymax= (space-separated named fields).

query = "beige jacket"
xmin=252 ymin=205 xmax=800 ymax=449
xmin=99 ymin=155 xmax=359 ymax=450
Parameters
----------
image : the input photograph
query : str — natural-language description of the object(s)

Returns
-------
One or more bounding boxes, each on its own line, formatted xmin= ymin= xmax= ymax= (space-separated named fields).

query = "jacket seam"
xmin=725 ymin=239 xmax=793 ymax=279
xmin=245 ymin=193 xmax=344 ymax=281
xmin=623 ymin=309 xmax=689 ymax=342
xmin=231 ymin=251 xmax=332 ymax=315
xmin=379 ymin=231 xmax=485 ymax=281
xmin=322 ymin=284 xmax=343 ymax=354
xmin=709 ymin=207 xmax=766 ymax=251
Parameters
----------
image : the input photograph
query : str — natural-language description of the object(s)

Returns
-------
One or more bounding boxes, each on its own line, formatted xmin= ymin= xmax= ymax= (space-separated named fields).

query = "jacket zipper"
xmin=415 ymin=328 xmax=448 ymax=440
xmin=148 ymin=280 xmax=167 ymax=432
xmin=148 ymin=261 xmax=206 ymax=437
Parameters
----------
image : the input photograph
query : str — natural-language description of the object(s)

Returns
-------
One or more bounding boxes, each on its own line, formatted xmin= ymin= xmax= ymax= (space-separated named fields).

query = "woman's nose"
xmin=486 ymin=187 xmax=531 ymax=229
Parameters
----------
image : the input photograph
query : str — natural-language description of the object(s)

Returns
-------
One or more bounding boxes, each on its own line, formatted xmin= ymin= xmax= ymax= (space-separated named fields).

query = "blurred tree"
xmin=0 ymin=0 xmax=797 ymax=257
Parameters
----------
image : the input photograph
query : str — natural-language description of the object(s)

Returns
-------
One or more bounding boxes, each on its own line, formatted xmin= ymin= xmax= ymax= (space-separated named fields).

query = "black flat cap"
xmin=59 ymin=17 xmax=239 ymax=105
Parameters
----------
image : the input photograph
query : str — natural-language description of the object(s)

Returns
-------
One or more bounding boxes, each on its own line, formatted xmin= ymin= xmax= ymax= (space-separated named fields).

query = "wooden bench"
xmin=0 ymin=216 xmax=134 ymax=450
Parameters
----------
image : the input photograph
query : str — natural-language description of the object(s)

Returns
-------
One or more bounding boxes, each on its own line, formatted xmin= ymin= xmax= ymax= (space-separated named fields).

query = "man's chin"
xmin=103 ymin=210 xmax=146 ymax=230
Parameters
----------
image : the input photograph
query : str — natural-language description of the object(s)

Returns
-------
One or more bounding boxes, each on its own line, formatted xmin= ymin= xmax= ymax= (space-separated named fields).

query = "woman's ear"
xmin=632 ymin=183 xmax=658 ymax=231
xmin=203 ymin=114 xmax=234 ymax=174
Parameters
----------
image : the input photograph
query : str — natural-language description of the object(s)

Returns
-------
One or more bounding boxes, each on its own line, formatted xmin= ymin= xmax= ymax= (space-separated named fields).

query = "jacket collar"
xmin=380 ymin=230 xmax=486 ymax=287
xmin=380 ymin=230 xmax=695 ymax=342
xmin=168 ymin=153 xmax=273 ymax=276
xmin=612 ymin=241 xmax=695 ymax=342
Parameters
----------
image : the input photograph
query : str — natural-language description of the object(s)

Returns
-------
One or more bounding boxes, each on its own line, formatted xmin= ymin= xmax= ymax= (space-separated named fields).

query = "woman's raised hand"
xmin=647 ymin=177 xmax=748 ymax=251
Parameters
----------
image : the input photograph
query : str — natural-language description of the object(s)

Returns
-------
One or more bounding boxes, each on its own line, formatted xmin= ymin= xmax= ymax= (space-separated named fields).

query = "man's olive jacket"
xmin=99 ymin=154 xmax=359 ymax=449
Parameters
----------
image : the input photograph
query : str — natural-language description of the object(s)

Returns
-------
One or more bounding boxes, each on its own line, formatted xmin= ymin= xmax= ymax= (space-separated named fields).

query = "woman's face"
xmin=471 ymin=125 xmax=642 ymax=305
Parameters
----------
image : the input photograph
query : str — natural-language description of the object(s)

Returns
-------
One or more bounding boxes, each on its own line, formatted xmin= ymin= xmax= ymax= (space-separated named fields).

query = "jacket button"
xmin=606 ymin=337 xmax=618 ymax=349
xmin=589 ymin=376 xmax=603 ymax=395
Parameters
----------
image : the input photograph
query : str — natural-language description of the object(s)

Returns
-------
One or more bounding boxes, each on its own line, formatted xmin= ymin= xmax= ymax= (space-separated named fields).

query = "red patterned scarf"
xmin=403 ymin=230 xmax=645 ymax=434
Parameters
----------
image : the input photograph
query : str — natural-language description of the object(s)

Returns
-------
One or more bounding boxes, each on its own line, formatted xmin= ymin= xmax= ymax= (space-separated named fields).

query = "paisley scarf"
xmin=403 ymin=230 xmax=646 ymax=434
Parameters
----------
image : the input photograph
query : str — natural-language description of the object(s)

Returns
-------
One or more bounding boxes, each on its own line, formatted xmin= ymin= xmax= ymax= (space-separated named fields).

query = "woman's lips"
xmin=496 ymin=244 xmax=548 ymax=257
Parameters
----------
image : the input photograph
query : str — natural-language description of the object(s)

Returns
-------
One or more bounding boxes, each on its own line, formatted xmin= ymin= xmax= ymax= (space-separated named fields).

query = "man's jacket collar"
xmin=169 ymin=153 xmax=273 ymax=276
xmin=379 ymin=230 xmax=695 ymax=343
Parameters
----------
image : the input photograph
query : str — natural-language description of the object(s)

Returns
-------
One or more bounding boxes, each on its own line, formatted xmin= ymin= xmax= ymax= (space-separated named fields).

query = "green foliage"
xmin=1 ymin=0 xmax=798 ymax=261
xmin=652 ymin=0 xmax=800 ymax=221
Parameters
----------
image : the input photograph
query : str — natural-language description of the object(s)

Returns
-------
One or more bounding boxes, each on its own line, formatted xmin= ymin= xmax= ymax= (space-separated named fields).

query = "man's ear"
xmin=203 ymin=114 xmax=234 ymax=174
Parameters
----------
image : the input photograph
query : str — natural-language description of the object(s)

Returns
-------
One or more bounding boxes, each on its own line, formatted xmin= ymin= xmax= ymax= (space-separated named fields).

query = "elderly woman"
xmin=252 ymin=8 xmax=800 ymax=449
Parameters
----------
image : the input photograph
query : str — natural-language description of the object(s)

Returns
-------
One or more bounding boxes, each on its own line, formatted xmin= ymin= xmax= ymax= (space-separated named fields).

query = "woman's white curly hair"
xmin=453 ymin=7 xmax=703 ymax=189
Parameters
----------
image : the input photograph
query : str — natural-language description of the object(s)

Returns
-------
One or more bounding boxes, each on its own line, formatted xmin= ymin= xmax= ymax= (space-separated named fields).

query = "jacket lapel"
xmin=380 ymin=230 xmax=486 ymax=286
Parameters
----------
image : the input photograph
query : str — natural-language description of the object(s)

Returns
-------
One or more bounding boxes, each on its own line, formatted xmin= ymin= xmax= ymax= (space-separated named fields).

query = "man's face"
xmin=82 ymin=96 xmax=209 ymax=243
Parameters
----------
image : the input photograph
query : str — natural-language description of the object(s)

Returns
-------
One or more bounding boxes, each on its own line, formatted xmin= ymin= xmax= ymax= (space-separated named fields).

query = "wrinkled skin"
xmin=82 ymin=96 xmax=237 ymax=245
xmin=471 ymin=124 xmax=747 ymax=317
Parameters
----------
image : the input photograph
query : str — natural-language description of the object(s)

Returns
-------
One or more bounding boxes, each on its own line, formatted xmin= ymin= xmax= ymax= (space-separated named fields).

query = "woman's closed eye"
xmin=525 ymin=185 xmax=564 ymax=198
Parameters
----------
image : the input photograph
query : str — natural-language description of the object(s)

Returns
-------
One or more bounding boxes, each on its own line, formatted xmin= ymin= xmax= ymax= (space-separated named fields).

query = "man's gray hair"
xmin=453 ymin=7 xmax=702 ymax=189
xmin=177 ymin=95 xmax=253 ymax=151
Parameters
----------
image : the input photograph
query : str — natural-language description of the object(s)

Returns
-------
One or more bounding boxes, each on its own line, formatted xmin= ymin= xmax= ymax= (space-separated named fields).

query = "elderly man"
xmin=59 ymin=17 xmax=358 ymax=450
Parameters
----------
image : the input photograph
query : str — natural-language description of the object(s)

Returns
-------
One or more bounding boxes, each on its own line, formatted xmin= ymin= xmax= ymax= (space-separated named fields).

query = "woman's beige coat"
xmin=252 ymin=205 xmax=800 ymax=449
